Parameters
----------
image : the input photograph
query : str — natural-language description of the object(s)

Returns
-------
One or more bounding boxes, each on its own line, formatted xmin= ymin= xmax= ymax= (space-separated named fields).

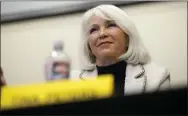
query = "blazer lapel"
xmin=124 ymin=64 xmax=146 ymax=95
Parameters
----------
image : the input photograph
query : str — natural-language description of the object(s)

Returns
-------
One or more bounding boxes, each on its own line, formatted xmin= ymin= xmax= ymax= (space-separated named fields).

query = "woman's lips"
xmin=98 ymin=42 xmax=113 ymax=47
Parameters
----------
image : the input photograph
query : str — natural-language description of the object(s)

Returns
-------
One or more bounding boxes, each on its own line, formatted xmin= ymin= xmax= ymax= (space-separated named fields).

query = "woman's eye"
xmin=89 ymin=28 xmax=98 ymax=34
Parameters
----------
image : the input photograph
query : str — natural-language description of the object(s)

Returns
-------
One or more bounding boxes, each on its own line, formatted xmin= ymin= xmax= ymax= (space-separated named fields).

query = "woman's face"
xmin=87 ymin=16 xmax=128 ymax=61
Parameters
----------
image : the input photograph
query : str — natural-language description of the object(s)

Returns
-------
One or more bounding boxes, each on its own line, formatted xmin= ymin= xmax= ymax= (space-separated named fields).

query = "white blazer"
xmin=70 ymin=62 xmax=171 ymax=96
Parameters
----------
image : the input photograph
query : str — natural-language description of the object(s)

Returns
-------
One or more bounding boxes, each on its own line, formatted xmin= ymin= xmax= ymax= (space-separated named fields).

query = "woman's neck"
xmin=96 ymin=57 xmax=120 ymax=66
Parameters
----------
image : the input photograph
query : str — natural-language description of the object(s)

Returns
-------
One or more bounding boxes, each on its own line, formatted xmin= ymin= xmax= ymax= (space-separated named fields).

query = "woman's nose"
xmin=99 ymin=28 xmax=108 ymax=39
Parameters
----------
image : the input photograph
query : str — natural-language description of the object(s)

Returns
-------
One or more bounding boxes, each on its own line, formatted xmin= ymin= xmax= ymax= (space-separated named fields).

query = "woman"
xmin=72 ymin=4 xmax=170 ymax=96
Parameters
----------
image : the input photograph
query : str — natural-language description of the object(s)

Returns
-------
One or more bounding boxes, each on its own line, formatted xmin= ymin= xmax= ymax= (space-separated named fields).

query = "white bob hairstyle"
xmin=81 ymin=4 xmax=151 ymax=68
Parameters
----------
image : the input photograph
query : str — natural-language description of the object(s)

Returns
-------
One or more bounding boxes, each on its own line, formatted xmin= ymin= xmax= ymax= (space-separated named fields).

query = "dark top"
xmin=96 ymin=60 xmax=127 ymax=96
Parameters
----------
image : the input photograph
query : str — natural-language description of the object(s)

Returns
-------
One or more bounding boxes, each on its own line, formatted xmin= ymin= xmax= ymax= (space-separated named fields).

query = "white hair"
xmin=81 ymin=4 xmax=151 ymax=69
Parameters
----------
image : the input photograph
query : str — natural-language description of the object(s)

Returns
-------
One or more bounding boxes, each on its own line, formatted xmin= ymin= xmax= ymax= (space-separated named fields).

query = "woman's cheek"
xmin=88 ymin=35 xmax=98 ymax=45
xmin=88 ymin=38 xmax=95 ymax=52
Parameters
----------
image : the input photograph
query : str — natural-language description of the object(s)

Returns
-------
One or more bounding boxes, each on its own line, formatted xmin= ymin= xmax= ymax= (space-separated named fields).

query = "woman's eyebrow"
xmin=106 ymin=20 xmax=115 ymax=24
xmin=90 ymin=24 xmax=98 ymax=28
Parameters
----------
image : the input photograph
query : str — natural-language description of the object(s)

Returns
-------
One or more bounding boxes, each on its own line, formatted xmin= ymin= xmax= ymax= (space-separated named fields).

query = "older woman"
xmin=72 ymin=4 xmax=170 ymax=96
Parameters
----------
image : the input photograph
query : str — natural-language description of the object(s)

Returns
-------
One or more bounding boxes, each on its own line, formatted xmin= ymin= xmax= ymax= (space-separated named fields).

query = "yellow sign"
xmin=1 ymin=75 xmax=114 ymax=110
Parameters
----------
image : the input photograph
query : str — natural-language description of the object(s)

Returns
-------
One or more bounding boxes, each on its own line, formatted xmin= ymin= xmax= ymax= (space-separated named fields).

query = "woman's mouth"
xmin=98 ymin=42 xmax=113 ymax=47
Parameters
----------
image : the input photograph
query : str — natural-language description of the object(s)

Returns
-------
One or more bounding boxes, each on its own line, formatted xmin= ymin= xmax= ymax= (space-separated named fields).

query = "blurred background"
xmin=1 ymin=1 xmax=187 ymax=88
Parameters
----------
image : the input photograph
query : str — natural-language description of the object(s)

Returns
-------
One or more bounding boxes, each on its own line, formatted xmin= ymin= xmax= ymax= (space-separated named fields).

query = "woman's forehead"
xmin=88 ymin=15 xmax=113 ymax=26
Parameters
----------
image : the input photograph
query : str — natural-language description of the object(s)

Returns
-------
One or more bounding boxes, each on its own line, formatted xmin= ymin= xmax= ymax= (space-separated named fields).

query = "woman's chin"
xmin=99 ymin=49 xmax=114 ymax=57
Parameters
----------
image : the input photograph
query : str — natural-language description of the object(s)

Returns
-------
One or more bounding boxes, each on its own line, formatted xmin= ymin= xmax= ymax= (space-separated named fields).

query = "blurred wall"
xmin=1 ymin=2 xmax=187 ymax=88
